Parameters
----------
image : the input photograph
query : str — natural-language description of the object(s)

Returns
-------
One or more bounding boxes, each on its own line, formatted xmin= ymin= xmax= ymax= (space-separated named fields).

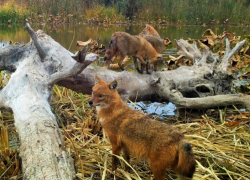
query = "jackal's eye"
xmin=99 ymin=94 xmax=105 ymax=98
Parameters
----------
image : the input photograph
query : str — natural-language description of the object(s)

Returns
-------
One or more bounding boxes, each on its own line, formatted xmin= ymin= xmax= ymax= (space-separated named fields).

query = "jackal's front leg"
xmin=136 ymin=56 xmax=146 ymax=74
xmin=140 ymin=62 xmax=147 ymax=74
xmin=133 ymin=56 xmax=140 ymax=73
xmin=146 ymin=61 xmax=151 ymax=74
xmin=112 ymin=145 xmax=122 ymax=171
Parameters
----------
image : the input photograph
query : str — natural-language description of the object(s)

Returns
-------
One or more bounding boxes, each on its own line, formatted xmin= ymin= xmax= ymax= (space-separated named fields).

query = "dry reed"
xmin=51 ymin=87 xmax=250 ymax=180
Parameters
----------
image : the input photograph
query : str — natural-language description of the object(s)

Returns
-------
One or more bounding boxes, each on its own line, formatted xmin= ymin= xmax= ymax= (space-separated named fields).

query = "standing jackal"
xmin=104 ymin=32 xmax=163 ymax=74
xmin=139 ymin=24 xmax=165 ymax=53
xmin=89 ymin=76 xmax=196 ymax=180
xmin=139 ymin=24 xmax=161 ymax=38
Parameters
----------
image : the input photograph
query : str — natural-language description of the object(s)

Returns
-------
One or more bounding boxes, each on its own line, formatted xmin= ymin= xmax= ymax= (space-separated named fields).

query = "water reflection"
xmin=1 ymin=24 xmax=249 ymax=52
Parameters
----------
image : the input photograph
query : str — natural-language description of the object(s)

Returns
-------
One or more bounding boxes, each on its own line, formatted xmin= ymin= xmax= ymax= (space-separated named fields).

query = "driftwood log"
xmin=0 ymin=25 xmax=249 ymax=179
xmin=58 ymin=39 xmax=250 ymax=109
xmin=0 ymin=24 xmax=98 ymax=180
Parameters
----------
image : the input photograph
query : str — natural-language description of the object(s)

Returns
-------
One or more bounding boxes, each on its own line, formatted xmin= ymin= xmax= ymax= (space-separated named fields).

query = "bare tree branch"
xmin=175 ymin=39 xmax=202 ymax=64
xmin=227 ymin=39 xmax=246 ymax=61
xmin=218 ymin=39 xmax=246 ymax=72
xmin=49 ymin=53 xmax=98 ymax=85
xmin=171 ymin=92 xmax=250 ymax=109
xmin=196 ymin=49 xmax=210 ymax=66
xmin=156 ymin=81 xmax=250 ymax=109
xmin=25 ymin=23 xmax=47 ymax=60
xmin=225 ymin=38 xmax=231 ymax=55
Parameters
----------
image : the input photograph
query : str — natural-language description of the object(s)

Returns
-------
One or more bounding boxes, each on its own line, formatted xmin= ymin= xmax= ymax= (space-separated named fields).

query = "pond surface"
xmin=0 ymin=24 xmax=249 ymax=52
xmin=1 ymin=24 xmax=249 ymax=117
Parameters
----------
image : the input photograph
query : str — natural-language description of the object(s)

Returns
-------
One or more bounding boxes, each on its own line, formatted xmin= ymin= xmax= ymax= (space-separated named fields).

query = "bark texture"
xmin=0 ymin=24 xmax=98 ymax=180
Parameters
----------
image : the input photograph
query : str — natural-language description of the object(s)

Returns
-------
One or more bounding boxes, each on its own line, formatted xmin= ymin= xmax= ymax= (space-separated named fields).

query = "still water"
xmin=0 ymin=24 xmax=249 ymax=52
xmin=1 ymin=24 xmax=249 ymax=117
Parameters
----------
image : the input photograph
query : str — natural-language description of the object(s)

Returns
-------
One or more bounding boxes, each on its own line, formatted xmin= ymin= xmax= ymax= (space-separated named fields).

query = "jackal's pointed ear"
xmin=146 ymin=24 xmax=152 ymax=30
xmin=109 ymin=80 xmax=118 ymax=90
xmin=95 ymin=75 xmax=103 ymax=84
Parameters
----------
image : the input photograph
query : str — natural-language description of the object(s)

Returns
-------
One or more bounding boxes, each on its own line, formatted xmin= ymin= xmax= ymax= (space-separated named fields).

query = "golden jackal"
xmin=89 ymin=76 xmax=196 ymax=180
xmin=139 ymin=24 xmax=165 ymax=53
xmin=139 ymin=24 xmax=161 ymax=38
xmin=104 ymin=32 xmax=163 ymax=74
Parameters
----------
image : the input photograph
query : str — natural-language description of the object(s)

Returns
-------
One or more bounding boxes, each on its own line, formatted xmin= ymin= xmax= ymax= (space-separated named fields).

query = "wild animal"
xmin=142 ymin=35 xmax=165 ymax=53
xmin=139 ymin=24 xmax=161 ymax=38
xmin=89 ymin=76 xmax=196 ymax=180
xmin=104 ymin=32 xmax=163 ymax=74
xmin=139 ymin=24 xmax=165 ymax=59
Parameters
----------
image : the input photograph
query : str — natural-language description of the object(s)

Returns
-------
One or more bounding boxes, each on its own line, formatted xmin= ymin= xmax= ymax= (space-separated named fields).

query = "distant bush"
xmin=85 ymin=5 xmax=125 ymax=23
xmin=0 ymin=0 xmax=250 ymax=25
xmin=134 ymin=0 xmax=250 ymax=25
xmin=0 ymin=0 xmax=28 ymax=24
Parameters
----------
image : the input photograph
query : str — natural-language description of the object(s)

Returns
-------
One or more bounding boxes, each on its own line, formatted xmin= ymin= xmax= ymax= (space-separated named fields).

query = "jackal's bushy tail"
xmin=176 ymin=140 xmax=196 ymax=178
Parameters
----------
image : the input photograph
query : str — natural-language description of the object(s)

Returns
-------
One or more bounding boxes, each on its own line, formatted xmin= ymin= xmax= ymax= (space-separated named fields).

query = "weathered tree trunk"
xmin=0 ymin=24 xmax=98 ymax=180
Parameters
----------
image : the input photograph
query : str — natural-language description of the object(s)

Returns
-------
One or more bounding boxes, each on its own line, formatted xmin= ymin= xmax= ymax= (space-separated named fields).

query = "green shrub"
xmin=0 ymin=0 xmax=28 ymax=24
xmin=0 ymin=0 xmax=250 ymax=25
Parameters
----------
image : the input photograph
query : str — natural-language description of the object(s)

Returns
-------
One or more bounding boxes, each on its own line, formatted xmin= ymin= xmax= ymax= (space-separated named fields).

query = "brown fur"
xmin=139 ymin=24 xmax=165 ymax=54
xmin=139 ymin=24 xmax=161 ymax=38
xmin=143 ymin=35 xmax=165 ymax=53
xmin=89 ymin=77 xmax=196 ymax=180
xmin=104 ymin=32 xmax=163 ymax=74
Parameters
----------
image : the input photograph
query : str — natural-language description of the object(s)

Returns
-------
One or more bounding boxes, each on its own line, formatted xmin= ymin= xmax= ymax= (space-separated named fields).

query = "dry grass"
xmin=0 ymin=84 xmax=249 ymax=179
xmin=50 ymin=86 xmax=250 ymax=180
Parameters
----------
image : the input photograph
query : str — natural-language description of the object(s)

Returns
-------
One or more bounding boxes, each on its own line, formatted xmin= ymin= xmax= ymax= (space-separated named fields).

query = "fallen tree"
xmin=0 ymin=24 xmax=98 ymax=180
xmin=0 ymin=25 xmax=248 ymax=179
xmin=58 ymin=39 xmax=249 ymax=109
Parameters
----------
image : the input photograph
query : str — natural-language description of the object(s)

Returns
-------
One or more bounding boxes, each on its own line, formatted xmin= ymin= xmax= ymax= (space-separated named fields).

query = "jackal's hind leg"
xmin=154 ymin=62 xmax=158 ymax=71
xmin=122 ymin=148 xmax=130 ymax=171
